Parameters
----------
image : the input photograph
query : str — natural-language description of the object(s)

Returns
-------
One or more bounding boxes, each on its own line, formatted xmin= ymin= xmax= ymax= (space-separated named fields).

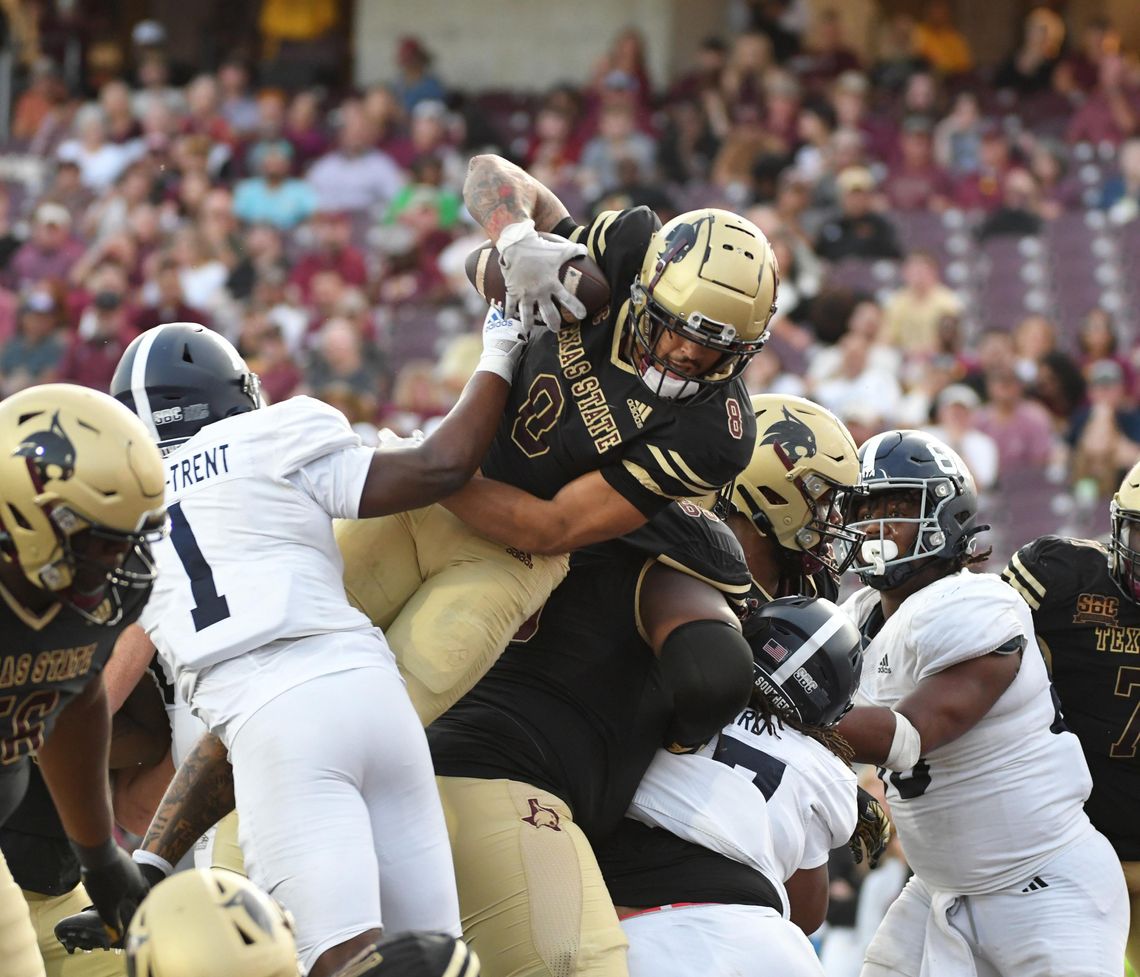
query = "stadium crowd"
xmin=0 ymin=1 xmax=1137 ymax=976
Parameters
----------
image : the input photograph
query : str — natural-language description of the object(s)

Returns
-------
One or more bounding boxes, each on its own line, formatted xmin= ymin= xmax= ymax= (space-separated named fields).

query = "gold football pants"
xmin=24 ymin=881 xmax=124 ymax=977
xmin=337 ymin=505 xmax=569 ymax=725
xmin=437 ymin=776 xmax=628 ymax=977
xmin=0 ymin=852 xmax=44 ymax=977
xmin=1124 ymin=860 xmax=1140 ymax=970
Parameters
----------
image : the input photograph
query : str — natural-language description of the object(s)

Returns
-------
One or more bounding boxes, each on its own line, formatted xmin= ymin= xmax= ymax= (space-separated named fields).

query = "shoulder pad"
xmin=266 ymin=396 xmax=362 ymax=478
xmin=620 ymin=500 xmax=751 ymax=597
xmin=1003 ymin=534 xmax=1108 ymax=612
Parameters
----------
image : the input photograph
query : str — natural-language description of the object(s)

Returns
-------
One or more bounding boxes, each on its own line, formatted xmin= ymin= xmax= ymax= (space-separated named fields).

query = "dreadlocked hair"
xmin=747 ymin=687 xmax=855 ymax=766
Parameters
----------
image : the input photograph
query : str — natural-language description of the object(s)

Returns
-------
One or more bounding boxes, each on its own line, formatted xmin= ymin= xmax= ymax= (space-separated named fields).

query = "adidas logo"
xmin=1021 ymin=876 xmax=1049 ymax=893
xmin=877 ymin=654 xmax=891 ymax=675
xmin=627 ymin=399 xmax=653 ymax=429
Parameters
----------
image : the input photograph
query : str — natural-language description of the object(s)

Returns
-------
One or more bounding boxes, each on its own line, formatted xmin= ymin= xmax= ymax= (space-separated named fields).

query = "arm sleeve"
xmin=285 ymin=444 xmax=375 ymax=519
xmin=911 ymin=574 xmax=1027 ymax=681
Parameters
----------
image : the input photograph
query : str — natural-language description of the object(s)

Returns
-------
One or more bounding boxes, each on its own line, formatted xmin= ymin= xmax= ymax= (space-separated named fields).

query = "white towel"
xmin=918 ymin=891 xmax=977 ymax=977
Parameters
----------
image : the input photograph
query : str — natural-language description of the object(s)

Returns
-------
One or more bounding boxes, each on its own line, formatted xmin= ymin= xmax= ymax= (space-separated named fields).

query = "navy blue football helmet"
xmin=849 ymin=430 xmax=985 ymax=590
xmin=744 ymin=595 xmax=863 ymax=728
xmin=111 ymin=323 xmax=262 ymax=455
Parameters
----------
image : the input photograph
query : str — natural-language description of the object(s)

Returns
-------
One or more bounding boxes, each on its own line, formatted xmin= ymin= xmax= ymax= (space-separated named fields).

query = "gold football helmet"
xmin=0 ymin=384 xmax=166 ymax=622
xmin=126 ymin=869 xmax=299 ymax=977
xmin=719 ymin=394 xmax=863 ymax=575
xmin=1111 ymin=459 xmax=1140 ymax=602
xmin=630 ymin=208 xmax=779 ymax=401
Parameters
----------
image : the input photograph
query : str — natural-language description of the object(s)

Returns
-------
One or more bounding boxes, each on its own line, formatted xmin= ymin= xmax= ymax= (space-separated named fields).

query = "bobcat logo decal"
xmin=759 ymin=406 xmax=817 ymax=461
xmin=521 ymin=797 xmax=562 ymax=831
xmin=657 ymin=214 xmax=714 ymax=269
xmin=14 ymin=412 xmax=76 ymax=489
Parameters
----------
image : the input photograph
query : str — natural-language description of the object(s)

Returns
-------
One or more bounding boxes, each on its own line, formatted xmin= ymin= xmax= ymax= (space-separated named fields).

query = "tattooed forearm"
xmin=141 ymin=730 xmax=235 ymax=864
xmin=463 ymin=154 xmax=569 ymax=240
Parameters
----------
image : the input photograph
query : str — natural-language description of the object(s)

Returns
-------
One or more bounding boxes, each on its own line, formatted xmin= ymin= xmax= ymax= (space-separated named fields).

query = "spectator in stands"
xmin=580 ymin=101 xmax=658 ymax=195
xmin=57 ymin=265 xmax=138 ymax=391
xmin=1069 ymin=358 xmax=1140 ymax=497
xmin=1065 ymin=52 xmax=1140 ymax=148
xmin=131 ymin=49 xmax=185 ymax=120
xmin=1012 ymin=313 xmax=1058 ymax=381
xmin=10 ymin=202 xmax=85 ymax=289
xmin=218 ymin=58 xmax=260 ymax=137
xmin=362 ymin=84 xmax=415 ymax=169
xmin=234 ymin=140 xmax=317 ymax=229
xmin=926 ymin=383 xmax=1000 ymax=490
xmin=408 ymin=100 xmax=466 ymax=192
xmin=796 ymin=9 xmax=860 ymax=85
xmin=669 ymin=35 xmax=727 ymax=104
xmin=994 ymin=6 xmax=1066 ymax=95
xmin=913 ymin=0 xmax=974 ymax=77
xmin=289 ymin=209 xmax=368 ymax=302
xmin=885 ymin=115 xmax=952 ymax=211
xmin=303 ymin=316 xmax=388 ymax=419
xmin=1028 ymin=138 xmax=1079 ymax=217
xmin=12 ymin=58 xmax=66 ymax=145
xmin=870 ymin=12 xmax=924 ymax=95
xmin=1061 ymin=17 xmax=1119 ymax=94
xmin=975 ymin=365 xmax=1056 ymax=472
xmin=933 ymin=91 xmax=984 ymax=175
xmin=1100 ymin=136 xmax=1140 ymax=223
xmin=100 ymin=80 xmax=141 ymax=145
xmin=170 ymin=225 xmax=229 ymax=315
xmin=811 ymin=328 xmax=903 ymax=422
xmin=814 ymin=166 xmax=903 ymax=261
xmin=590 ymin=28 xmax=653 ymax=109
xmin=0 ymin=289 xmax=65 ymax=397
xmin=525 ymin=101 xmax=581 ymax=184
xmin=133 ymin=255 xmax=211 ymax=333
xmin=1077 ymin=306 xmax=1135 ymax=394
xmin=808 ymin=297 xmax=901 ymax=385
xmin=721 ymin=30 xmax=774 ymax=115
xmin=977 ymin=167 xmax=1044 ymax=240
xmin=881 ymin=251 xmax=962 ymax=356
xmin=898 ymin=69 xmax=943 ymax=125
xmin=830 ymin=70 xmax=894 ymax=161
xmin=954 ymin=122 xmax=1013 ymax=211
xmin=57 ymin=105 xmax=142 ymax=193
xmin=307 ymin=101 xmax=405 ymax=215
xmin=1032 ymin=350 xmax=1089 ymax=438
xmin=392 ymin=36 xmax=447 ymax=113
xmin=284 ymin=89 xmax=330 ymax=167
xmin=240 ymin=316 xmax=302 ymax=404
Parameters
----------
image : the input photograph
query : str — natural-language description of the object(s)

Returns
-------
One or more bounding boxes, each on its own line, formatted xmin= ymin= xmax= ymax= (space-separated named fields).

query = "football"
xmin=464 ymin=232 xmax=612 ymax=324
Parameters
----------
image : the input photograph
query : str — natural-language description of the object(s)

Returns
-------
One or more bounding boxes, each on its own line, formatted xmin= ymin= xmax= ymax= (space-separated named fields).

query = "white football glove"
xmin=376 ymin=428 xmax=425 ymax=449
xmin=476 ymin=305 xmax=529 ymax=383
xmin=497 ymin=218 xmax=588 ymax=333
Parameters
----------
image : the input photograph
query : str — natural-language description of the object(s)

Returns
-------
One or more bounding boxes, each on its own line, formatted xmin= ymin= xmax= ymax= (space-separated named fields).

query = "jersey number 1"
xmin=168 ymin=502 xmax=231 ymax=631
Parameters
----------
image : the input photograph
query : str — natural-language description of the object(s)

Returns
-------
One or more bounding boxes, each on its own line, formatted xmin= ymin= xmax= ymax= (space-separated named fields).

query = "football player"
xmin=336 ymin=152 xmax=780 ymax=725
xmin=836 ymin=430 xmax=1128 ymax=976
xmin=600 ymin=597 xmax=864 ymax=977
xmin=125 ymin=869 xmax=480 ymax=977
xmin=1002 ymin=458 xmax=1140 ymax=969
xmin=426 ymin=393 xmax=861 ymax=977
xmin=0 ymin=384 xmax=167 ymax=977
xmin=103 ymin=318 xmax=528 ymax=977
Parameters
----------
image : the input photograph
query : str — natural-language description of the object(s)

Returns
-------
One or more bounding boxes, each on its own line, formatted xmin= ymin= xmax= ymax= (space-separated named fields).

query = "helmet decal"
xmin=14 ymin=412 xmax=76 ymax=489
xmin=653 ymin=213 xmax=713 ymax=280
xmin=759 ymin=405 xmax=818 ymax=461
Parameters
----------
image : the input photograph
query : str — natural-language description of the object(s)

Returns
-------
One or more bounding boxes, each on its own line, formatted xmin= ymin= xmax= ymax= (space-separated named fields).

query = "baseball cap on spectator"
xmin=131 ymin=20 xmax=167 ymax=48
xmin=937 ymin=383 xmax=981 ymax=411
xmin=1089 ymin=359 xmax=1125 ymax=386
xmin=35 ymin=202 xmax=71 ymax=228
xmin=836 ymin=166 xmax=875 ymax=194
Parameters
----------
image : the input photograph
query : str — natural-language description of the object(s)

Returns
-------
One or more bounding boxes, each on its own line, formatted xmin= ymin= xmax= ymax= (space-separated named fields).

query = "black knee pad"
xmin=338 ymin=932 xmax=479 ymax=977
xmin=659 ymin=619 xmax=754 ymax=752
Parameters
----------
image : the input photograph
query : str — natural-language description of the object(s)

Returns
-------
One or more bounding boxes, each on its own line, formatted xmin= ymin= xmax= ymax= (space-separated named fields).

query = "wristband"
xmin=132 ymin=850 xmax=174 ymax=878
xmin=885 ymin=709 xmax=922 ymax=771
xmin=73 ymin=838 xmax=120 ymax=871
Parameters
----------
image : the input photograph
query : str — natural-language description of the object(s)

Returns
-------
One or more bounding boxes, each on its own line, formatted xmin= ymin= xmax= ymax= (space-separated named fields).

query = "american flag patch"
xmin=763 ymin=638 xmax=790 ymax=663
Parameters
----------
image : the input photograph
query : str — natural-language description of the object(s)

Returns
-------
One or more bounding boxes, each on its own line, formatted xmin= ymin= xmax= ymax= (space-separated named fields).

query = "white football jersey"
xmin=626 ymin=712 xmax=857 ymax=916
xmin=141 ymin=397 xmax=376 ymax=675
xmin=843 ymin=569 xmax=1093 ymax=894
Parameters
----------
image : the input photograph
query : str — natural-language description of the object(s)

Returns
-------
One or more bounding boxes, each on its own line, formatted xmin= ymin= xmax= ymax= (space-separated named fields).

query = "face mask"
xmin=638 ymin=361 xmax=700 ymax=400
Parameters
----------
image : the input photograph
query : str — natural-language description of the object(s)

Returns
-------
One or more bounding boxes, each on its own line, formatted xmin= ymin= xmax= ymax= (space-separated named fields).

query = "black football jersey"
xmin=1003 ymin=535 xmax=1140 ymax=859
xmin=429 ymin=506 xmax=749 ymax=841
xmin=479 ymin=207 xmax=757 ymax=518
xmin=0 ymin=556 xmax=151 ymax=823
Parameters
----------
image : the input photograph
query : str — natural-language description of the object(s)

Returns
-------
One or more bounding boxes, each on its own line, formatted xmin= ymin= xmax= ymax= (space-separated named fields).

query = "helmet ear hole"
xmin=181 ymin=343 xmax=194 ymax=363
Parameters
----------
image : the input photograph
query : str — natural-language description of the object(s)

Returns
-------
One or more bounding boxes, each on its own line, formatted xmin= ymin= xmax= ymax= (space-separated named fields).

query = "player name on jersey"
xmin=165 ymin=442 xmax=232 ymax=494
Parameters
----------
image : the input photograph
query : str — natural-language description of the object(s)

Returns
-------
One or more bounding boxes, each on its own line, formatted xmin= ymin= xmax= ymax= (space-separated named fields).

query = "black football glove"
xmin=849 ymin=786 xmax=892 ymax=869
xmin=57 ymin=860 xmax=165 ymax=954
xmin=78 ymin=846 xmax=151 ymax=947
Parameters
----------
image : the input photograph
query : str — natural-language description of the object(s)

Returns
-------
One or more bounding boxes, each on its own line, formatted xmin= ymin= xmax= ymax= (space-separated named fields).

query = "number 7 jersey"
xmin=141 ymin=397 xmax=376 ymax=675
xmin=843 ymin=569 xmax=1092 ymax=894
